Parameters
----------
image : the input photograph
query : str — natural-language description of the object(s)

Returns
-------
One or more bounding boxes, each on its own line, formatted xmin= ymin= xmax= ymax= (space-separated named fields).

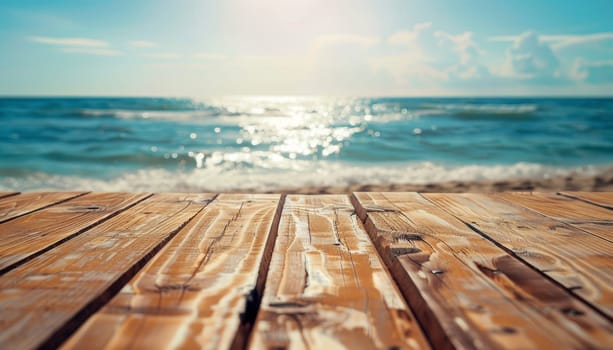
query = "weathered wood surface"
xmin=249 ymin=195 xmax=431 ymax=350
xmin=0 ymin=193 xmax=214 ymax=350
xmin=353 ymin=192 xmax=613 ymax=350
xmin=63 ymin=194 xmax=282 ymax=350
xmin=425 ymin=193 xmax=613 ymax=319
xmin=0 ymin=191 xmax=611 ymax=350
xmin=0 ymin=192 xmax=19 ymax=200
xmin=497 ymin=192 xmax=613 ymax=242
xmin=0 ymin=192 xmax=149 ymax=274
xmin=0 ymin=191 xmax=84 ymax=223
xmin=560 ymin=191 xmax=613 ymax=210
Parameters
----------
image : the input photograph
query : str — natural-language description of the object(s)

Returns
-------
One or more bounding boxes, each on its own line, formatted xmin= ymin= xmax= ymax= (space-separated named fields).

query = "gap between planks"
xmin=559 ymin=191 xmax=613 ymax=210
xmin=232 ymin=193 xmax=286 ymax=350
xmin=0 ymin=192 xmax=20 ymax=200
xmin=496 ymin=192 xmax=613 ymax=243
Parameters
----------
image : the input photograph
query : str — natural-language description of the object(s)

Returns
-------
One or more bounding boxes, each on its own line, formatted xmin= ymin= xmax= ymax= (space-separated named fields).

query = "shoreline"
xmin=256 ymin=169 xmax=613 ymax=194
xmin=2 ymin=167 xmax=612 ymax=194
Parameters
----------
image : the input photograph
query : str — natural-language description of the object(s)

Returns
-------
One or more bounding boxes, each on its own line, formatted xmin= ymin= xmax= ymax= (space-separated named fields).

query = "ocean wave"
xmin=71 ymin=108 xmax=304 ymax=125
xmin=1 ymin=162 xmax=606 ymax=192
xmin=422 ymin=103 xmax=539 ymax=119
xmin=40 ymin=150 xmax=195 ymax=166
xmin=75 ymin=109 xmax=228 ymax=121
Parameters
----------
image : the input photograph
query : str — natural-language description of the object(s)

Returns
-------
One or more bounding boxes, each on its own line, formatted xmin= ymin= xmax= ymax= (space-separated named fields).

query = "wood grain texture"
xmin=63 ymin=194 xmax=282 ymax=350
xmin=425 ymin=193 xmax=613 ymax=319
xmin=353 ymin=192 xmax=613 ymax=350
xmin=0 ymin=192 xmax=19 ymax=200
xmin=0 ymin=192 xmax=150 ymax=274
xmin=0 ymin=191 xmax=85 ymax=223
xmin=560 ymin=191 xmax=613 ymax=210
xmin=249 ymin=195 xmax=431 ymax=350
xmin=497 ymin=192 xmax=613 ymax=242
xmin=0 ymin=193 xmax=214 ymax=350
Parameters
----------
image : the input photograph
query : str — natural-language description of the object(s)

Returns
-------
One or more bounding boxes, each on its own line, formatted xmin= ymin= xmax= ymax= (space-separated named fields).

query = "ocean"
xmin=1 ymin=97 xmax=612 ymax=192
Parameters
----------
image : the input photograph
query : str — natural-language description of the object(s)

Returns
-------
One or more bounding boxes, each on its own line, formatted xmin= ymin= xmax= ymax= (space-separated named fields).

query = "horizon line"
xmin=1 ymin=94 xmax=612 ymax=99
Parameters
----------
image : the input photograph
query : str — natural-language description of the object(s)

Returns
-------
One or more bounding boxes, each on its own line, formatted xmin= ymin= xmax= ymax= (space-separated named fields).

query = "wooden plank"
xmin=353 ymin=192 xmax=613 ymax=350
xmin=0 ymin=192 xmax=85 ymax=223
xmin=0 ymin=192 xmax=19 ymax=200
xmin=0 ymin=192 xmax=150 ymax=274
xmin=497 ymin=192 xmax=613 ymax=242
xmin=560 ymin=191 xmax=613 ymax=210
xmin=249 ymin=194 xmax=431 ymax=350
xmin=425 ymin=193 xmax=613 ymax=319
xmin=0 ymin=193 xmax=215 ymax=350
xmin=63 ymin=194 xmax=282 ymax=350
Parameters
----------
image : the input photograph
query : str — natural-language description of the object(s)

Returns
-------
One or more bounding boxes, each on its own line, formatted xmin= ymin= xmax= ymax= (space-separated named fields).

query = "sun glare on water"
xmin=186 ymin=97 xmax=366 ymax=170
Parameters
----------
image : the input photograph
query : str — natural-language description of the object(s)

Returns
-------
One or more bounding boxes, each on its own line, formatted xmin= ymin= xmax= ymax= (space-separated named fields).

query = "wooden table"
xmin=0 ymin=191 xmax=611 ymax=349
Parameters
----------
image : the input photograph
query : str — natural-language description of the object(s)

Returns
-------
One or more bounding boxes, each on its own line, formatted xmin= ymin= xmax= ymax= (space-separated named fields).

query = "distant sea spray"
xmin=1 ymin=97 xmax=612 ymax=191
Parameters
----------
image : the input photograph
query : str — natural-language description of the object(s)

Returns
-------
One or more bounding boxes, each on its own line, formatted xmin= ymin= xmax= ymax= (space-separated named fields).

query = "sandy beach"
xmin=263 ymin=168 xmax=613 ymax=194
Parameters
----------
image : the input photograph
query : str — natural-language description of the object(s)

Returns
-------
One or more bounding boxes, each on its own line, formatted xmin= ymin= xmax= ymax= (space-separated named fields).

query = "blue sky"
xmin=0 ymin=0 xmax=612 ymax=96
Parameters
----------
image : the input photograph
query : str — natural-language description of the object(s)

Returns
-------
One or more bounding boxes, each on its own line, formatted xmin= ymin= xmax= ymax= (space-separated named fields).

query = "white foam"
xmin=0 ymin=162 xmax=606 ymax=192
xmin=78 ymin=109 xmax=224 ymax=121
xmin=426 ymin=103 xmax=538 ymax=115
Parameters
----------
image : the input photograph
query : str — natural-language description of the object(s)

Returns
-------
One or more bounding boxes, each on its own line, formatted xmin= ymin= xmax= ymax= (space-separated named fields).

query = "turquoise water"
xmin=1 ymin=97 xmax=612 ymax=191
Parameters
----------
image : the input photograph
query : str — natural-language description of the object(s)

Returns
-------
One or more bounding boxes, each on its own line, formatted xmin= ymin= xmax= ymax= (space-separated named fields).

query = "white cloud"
xmin=193 ymin=53 xmax=226 ymax=60
xmin=434 ymin=30 xmax=490 ymax=80
xmin=571 ymin=59 xmax=613 ymax=84
xmin=129 ymin=40 xmax=158 ymax=48
xmin=435 ymin=31 xmax=481 ymax=64
xmin=370 ymin=55 xmax=448 ymax=86
xmin=378 ymin=25 xmax=493 ymax=85
xmin=29 ymin=36 xmax=109 ymax=47
xmin=144 ymin=53 xmax=182 ymax=60
xmin=490 ymin=32 xmax=613 ymax=50
xmin=30 ymin=35 xmax=123 ymax=57
xmin=501 ymin=32 xmax=559 ymax=79
xmin=384 ymin=23 xmax=434 ymax=67
xmin=62 ymin=48 xmax=122 ymax=56
xmin=544 ymin=33 xmax=613 ymax=50
xmin=387 ymin=22 xmax=432 ymax=47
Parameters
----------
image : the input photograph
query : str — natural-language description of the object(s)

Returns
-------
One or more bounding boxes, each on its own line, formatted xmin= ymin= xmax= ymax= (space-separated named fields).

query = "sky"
xmin=0 ymin=0 xmax=612 ymax=96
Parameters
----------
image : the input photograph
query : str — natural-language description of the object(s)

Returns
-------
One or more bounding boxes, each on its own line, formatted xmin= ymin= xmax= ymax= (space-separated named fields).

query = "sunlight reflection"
xmin=183 ymin=96 xmax=376 ymax=170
